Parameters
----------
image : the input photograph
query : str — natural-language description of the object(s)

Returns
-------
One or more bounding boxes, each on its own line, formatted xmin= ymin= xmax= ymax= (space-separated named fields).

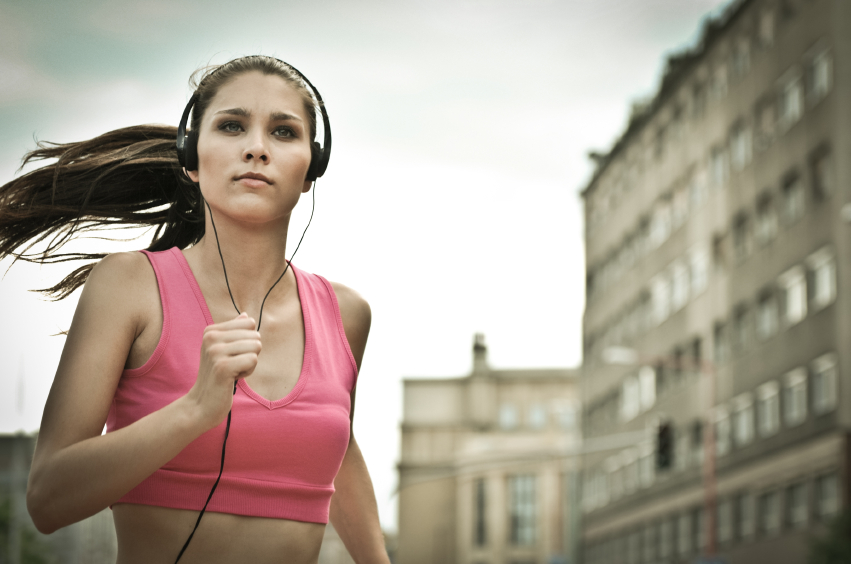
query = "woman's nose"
xmin=242 ymin=133 xmax=269 ymax=163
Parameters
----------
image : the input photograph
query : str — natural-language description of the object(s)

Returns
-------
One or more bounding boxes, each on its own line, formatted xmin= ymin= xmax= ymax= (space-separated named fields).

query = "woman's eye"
xmin=274 ymin=126 xmax=296 ymax=138
xmin=219 ymin=121 xmax=242 ymax=133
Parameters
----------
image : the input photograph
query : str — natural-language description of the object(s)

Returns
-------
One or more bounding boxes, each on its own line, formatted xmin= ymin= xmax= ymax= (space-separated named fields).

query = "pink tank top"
xmin=106 ymin=247 xmax=358 ymax=523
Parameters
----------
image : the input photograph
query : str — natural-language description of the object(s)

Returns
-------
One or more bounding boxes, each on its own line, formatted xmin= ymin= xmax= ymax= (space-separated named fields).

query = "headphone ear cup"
xmin=306 ymin=141 xmax=321 ymax=182
xmin=184 ymin=131 xmax=199 ymax=172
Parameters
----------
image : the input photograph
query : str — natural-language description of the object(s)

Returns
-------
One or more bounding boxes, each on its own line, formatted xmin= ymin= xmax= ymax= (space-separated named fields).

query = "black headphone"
xmin=175 ymin=58 xmax=332 ymax=181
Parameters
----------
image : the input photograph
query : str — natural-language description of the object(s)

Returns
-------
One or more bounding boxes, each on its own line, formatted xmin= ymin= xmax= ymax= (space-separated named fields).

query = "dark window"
xmin=509 ymin=475 xmax=537 ymax=545
xmin=811 ymin=148 xmax=834 ymax=200
xmin=474 ymin=478 xmax=487 ymax=546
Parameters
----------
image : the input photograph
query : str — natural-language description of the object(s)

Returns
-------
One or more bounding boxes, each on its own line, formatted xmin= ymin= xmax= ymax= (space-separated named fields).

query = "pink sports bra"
xmin=106 ymin=247 xmax=358 ymax=524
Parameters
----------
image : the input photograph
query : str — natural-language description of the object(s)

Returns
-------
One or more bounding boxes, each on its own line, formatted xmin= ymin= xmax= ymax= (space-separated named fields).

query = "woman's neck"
xmin=188 ymin=212 xmax=295 ymax=319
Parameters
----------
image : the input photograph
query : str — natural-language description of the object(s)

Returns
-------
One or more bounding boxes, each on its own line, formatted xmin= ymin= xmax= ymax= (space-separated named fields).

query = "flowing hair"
xmin=0 ymin=55 xmax=319 ymax=300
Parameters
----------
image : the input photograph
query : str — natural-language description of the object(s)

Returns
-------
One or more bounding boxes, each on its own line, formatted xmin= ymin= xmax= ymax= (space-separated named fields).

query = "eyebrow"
xmin=214 ymin=108 xmax=303 ymax=122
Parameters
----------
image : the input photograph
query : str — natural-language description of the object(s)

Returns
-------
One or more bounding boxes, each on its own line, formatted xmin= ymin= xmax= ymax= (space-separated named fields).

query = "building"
xmin=0 ymin=432 xmax=118 ymax=564
xmin=397 ymin=335 xmax=581 ymax=564
xmin=580 ymin=0 xmax=848 ymax=562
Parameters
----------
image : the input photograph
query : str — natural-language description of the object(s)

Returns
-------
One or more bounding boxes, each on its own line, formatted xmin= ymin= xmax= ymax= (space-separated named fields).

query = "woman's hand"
xmin=188 ymin=312 xmax=262 ymax=430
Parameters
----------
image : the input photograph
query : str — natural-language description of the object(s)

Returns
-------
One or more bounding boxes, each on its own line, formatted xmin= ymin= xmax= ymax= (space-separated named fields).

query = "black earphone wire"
xmin=174 ymin=183 xmax=317 ymax=563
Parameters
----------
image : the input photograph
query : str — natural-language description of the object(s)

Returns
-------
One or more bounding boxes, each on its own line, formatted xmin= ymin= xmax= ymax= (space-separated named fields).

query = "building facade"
xmin=580 ymin=0 xmax=849 ymax=562
xmin=0 ymin=433 xmax=118 ymax=564
xmin=397 ymin=336 xmax=581 ymax=564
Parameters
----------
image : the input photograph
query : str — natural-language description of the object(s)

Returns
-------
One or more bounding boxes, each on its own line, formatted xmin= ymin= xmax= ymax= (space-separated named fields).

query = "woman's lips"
xmin=235 ymin=173 xmax=272 ymax=188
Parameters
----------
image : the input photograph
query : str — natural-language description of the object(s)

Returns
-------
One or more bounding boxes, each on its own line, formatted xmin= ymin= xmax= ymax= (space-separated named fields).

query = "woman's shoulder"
xmin=87 ymin=251 xmax=154 ymax=291
xmin=82 ymin=251 xmax=159 ymax=327
xmin=326 ymin=280 xmax=371 ymax=371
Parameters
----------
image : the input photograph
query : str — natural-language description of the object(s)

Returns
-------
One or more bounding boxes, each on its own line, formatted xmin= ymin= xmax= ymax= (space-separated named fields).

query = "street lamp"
xmin=601 ymin=346 xmax=719 ymax=560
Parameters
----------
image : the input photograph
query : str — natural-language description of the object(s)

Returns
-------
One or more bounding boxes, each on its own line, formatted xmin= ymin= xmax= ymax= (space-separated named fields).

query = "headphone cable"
xmin=174 ymin=183 xmax=317 ymax=563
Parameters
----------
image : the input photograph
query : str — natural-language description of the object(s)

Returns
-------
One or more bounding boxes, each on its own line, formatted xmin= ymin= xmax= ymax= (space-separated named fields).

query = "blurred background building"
xmin=580 ymin=0 xmax=848 ymax=562
xmin=0 ymin=433 xmax=117 ymax=564
xmin=396 ymin=335 xmax=580 ymax=564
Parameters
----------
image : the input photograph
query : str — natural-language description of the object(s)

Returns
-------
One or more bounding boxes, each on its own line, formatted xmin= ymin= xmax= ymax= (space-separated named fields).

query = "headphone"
xmin=175 ymin=58 xmax=332 ymax=181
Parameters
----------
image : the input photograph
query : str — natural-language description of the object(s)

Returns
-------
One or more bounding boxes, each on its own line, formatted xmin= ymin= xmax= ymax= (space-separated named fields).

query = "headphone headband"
xmin=175 ymin=58 xmax=331 ymax=181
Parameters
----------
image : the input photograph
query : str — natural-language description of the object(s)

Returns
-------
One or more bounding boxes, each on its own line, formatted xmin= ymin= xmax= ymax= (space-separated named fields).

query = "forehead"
xmin=206 ymin=71 xmax=308 ymax=121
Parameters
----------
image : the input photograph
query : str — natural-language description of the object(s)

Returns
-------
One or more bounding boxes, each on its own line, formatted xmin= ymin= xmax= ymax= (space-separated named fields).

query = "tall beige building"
xmin=580 ymin=0 xmax=848 ymax=562
xmin=397 ymin=335 xmax=580 ymax=564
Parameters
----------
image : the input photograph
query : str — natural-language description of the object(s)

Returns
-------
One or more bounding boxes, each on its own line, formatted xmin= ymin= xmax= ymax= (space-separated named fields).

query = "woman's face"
xmin=187 ymin=71 xmax=313 ymax=226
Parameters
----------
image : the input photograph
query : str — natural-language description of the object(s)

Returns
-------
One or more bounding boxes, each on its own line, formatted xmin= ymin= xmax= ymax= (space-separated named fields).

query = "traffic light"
xmin=656 ymin=422 xmax=673 ymax=470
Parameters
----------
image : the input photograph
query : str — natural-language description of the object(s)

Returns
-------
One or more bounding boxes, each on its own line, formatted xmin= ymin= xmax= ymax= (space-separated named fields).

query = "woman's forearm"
xmin=27 ymin=395 xmax=208 ymax=534
xmin=329 ymin=437 xmax=390 ymax=564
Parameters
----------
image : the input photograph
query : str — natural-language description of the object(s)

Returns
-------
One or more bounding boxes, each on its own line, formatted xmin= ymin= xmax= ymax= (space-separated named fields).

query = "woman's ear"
xmin=302 ymin=180 xmax=313 ymax=193
xmin=186 ymin=169 xmax=200 ymax=183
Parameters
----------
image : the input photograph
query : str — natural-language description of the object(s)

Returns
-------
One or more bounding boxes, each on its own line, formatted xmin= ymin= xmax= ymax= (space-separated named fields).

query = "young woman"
xmin=2 ymin=56 xmax=390 ymax=563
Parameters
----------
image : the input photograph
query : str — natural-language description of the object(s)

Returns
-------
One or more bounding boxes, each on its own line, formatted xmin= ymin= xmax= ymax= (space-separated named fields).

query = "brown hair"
xmin=0 ymin=56 xmax=320 ymax=300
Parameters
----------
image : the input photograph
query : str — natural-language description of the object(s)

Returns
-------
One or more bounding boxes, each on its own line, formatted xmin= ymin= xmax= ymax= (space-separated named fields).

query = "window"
xmin=677 ymin=512 xmax=692 ymax=556
xmin=670 ymin=260 xmax=689 ymax=312
xmin=690 ymin=421 xmax=704 ymax=467
xmin=528 ymin=403 xmax=546 ymax=429
xmin=757 ymin=381 xmax=780 ymax=437
xmin=621 ymin=375 xmax=640 ymax=421
xmin=807 ymin=49 xmax=832 ymax=106
xmin=554 ymin=400 xmax=577 ymax=430
xmin=731 ymin=37 xmax=750 ymax=78
xmin=778 ymin=73 xmax=803 ymax=131
xmin=474 ymin=478 xmax=487 ymax=546
xmin=718 ymin=498 xmax=733 ymax=545
xmin=710 ymin=145 xmax=729 ymax=187
xmin=732 ymin=214 xmax=753 ymax=261
xmin=689 ymin=247 xmax=709 ymax=296
xmin=688 ymin=167 xmax=708 ymax=209
xmin=756 ymin=99 xmax=776 ymax=150
xmin=714 ymin=322 xmax=730 ymax=365
xmin=651 ymin=274 xmax=671 ymax=326
xmin=811 ymin=149 xmax=834 ymax=200
xmin=759 ymin=491 xmax=781 ymax=535
xmin=807 ymin=247 xmax=836 ymax=311
xmin=782 ymin=176 xmax=805 ymax=226
xmin=779 ymin=265 xmax=807 ymax=326
xmin=642 ymin=524 xmax=656 ymax=563
xmin=733 ymin=394 xmax=755 ymax=446
xmin=650 ymin=198 xmax=672 ymax=248
xmin=715 ymin=407 xmax=731 ymax=456
xmin=758 ymin=9 xmax=775 ymax=47
xmin=712 ymin=64 xmax=728 ymax=99
xmin=783 ymin=368 xmax=808 ymax=427
xmin=755 ymin=195 xmax=778 ymax=245
xmin=675 ymin=427 xmax=690 ymax=472
xmin=816 ymin=474 xmax=839 ymax=519
xmin=732 ymin=305 xmax=752 ymax=353
xmin=756 ymin=291 xmax=779 ymax=340
xmin=811 ymin=353 xmax=838 ymax=415
xmin=508 ymin=475 xmax=536 ymax=545
xmin=693 ymin=507 xmax=706 ymax=552
xmin=736 ymin=492 xmax=755 ymax=539
xmin=787 ymin=483 xmax=808 ymax=528
xmin=672 ymin=186 xmax=689 ymax=230
xmin=499 ymin=403 xmax=519 ymax=430
xmin=730 ymin=122 xmax=752 ymax=171
xmin=659 ymin=519 xmax=673 ymax=559
xmin=638 ymin=366 xmax=656 ymax=411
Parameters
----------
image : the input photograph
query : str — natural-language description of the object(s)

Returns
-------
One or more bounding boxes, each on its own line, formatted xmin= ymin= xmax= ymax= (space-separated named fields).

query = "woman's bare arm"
xmin=27 ymin=252 xmax=261 ymax=534
xmin=328 ymin=281 xmax=390 ymax=563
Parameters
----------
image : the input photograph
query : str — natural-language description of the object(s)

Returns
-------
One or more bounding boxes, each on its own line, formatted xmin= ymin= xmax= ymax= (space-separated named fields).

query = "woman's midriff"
xmin=112 ymin=503 xmax=326 ymax=564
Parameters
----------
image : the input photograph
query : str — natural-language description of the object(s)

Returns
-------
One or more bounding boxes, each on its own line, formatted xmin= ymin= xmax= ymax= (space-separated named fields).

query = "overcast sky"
xmin=0 ymin=0 xmax=729 ymax=531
